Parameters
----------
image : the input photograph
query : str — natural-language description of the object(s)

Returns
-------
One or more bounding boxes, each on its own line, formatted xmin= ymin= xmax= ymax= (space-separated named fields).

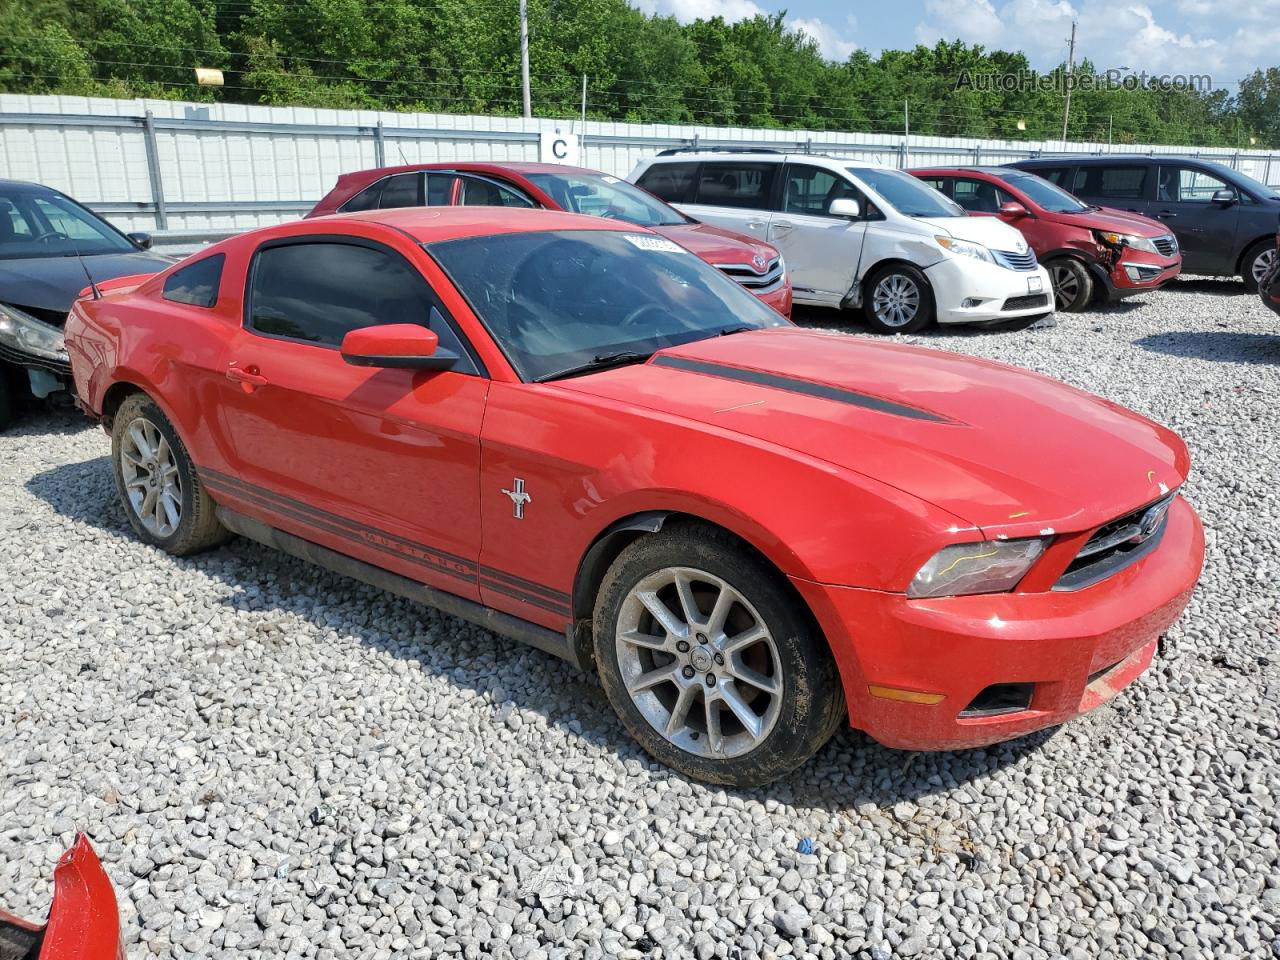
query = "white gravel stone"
xmin=1 ymin=281 xmax=1277 ymax=959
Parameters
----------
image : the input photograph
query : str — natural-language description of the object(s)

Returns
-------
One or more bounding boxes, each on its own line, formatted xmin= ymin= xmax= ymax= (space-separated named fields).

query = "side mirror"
xmin=340 ymin=324 xmax=456 ymax=371
xmin=128 ymin=231 xmax=153 ymax=250
xmin=998 ymin=201 xmax=1029 ymax=219
xmin=1211 ymin=188 xmax=1237 ymax=207
xmin=828 ymin=197 xmax=862 ymax=219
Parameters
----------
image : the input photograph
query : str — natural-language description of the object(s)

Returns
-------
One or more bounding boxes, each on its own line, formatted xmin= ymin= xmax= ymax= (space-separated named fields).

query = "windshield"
xmin=428 ymin=229 xmax=787 ymax=382
xmin=0 ymin=188 xmax=135 ymax=260
xmin=847 ymin=167 xmax=964 ymax=218
xmin=1203 ymin=162 xmax=1280 ymax=200
xmin=995 ymin=172 xmax=1090 ymax=213
xmin=526 ymin=171 xmax=688 ymax=227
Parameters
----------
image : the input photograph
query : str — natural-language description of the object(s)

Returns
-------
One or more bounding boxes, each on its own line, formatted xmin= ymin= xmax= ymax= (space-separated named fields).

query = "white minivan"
xmin=630 ymin=151 xmax=1054 ymax=334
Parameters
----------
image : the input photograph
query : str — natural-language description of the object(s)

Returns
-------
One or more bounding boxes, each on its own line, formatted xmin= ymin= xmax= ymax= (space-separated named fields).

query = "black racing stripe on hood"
xmin=652 ymin=355 xmax=954 ymax=424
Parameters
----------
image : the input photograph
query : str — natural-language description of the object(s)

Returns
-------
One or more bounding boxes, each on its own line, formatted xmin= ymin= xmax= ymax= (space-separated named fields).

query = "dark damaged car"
xmin=0 ymin=180 xmax=170 ymax=429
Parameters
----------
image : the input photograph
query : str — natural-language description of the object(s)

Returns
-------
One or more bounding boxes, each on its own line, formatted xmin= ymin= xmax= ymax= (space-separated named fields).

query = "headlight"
xmin=0 ymin=303 xmax=68 ymax=361
xmin=1095 ymin=231 xmax=1160 ymax=255
xmin=935 ymin=235 xmax=995 ymax=265
xmin=908 ymin=538 xmax=1048 ymax=598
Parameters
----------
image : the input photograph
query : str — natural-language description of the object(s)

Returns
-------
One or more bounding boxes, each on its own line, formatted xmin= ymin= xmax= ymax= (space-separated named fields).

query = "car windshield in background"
xmin=848 ymin=167 xmax=964 ymax=218
xmin=526 ymin=172 xmax=688 ymax=227
xmin=428 ymin=229 xmax=787 ymax=382
xmin=0 ymin=189 xmax=135 ymax=260
xmin=1211 ymin=164 xmax=1280 ymax=201
xmin=996 ymin=172 xmax=1091 ymax=213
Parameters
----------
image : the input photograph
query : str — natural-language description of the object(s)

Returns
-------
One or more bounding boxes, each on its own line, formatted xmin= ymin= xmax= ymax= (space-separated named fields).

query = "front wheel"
xmin=1047 ymin=257 xmax=1094 ymax=312
xmin=1241 ymin=239 xmax=1277 ymax=293
xmin=111 ymin=392 xmax=229 ymax=555
xmin=863 ymin=264 xmax=934 ymax=334
xmin=593 ymin=522 xmax=845 ymax=787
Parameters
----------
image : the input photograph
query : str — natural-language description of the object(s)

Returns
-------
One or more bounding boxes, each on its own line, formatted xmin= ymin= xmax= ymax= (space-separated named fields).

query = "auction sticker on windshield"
xmin=623 ymin=234 xmax=688 ymax=254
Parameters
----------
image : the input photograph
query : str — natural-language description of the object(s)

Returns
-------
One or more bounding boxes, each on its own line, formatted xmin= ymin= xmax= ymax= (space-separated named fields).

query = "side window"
xmin=694 ymin=162 xmax=778 ymax=210
xmin=1034 ymin=167 xmax=1071 ymax=187
xmin=1157 ymin=166 xmax=1232 ymax=203
xmin=635 ymin=162 xmax=698 ymax=204
xmin=914 ymin=176 xmax=948 ymax=193
xmin=378 ymin=173 xmax=422 ymax=209
xmin=339 ymin=180 xmax=384 ymax=213
xmin=951 ymin=178 xmax=1012 ymax=213
xmin=162 ymin=254 xmax=224 ymax=308
xmin=1076 ymin=165 xmax=1147 ymax=200
xmin=782 ymin=165 xmax=860 ymax=216
xmin=458 ymin=177 xmax=534 ymax=207
xmin=246 ymin=241 xmax=478 ymax=374
xmin=425 ymin=173 xmax=455 ymax=206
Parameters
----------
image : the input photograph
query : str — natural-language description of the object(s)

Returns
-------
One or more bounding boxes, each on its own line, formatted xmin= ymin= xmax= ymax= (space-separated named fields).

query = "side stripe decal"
xmin=199 ymin=469 xmax=571 ymax=613
xmin=651 ymin=355 xmax=954 ymax=424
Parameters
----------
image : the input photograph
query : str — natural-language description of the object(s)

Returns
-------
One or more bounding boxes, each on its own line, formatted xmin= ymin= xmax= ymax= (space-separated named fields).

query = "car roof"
xmin=310 ymin=205 xmax=647 ymax=244
xmin=341 ymin=161 xmax=605 ymax=180
xmin=648 ymin=152 xmax=894 ymax=170
xmin=910 ymin=166 xmax=1024 ymax=176
xmin=0 ymin=178 xmax=61 ymax=194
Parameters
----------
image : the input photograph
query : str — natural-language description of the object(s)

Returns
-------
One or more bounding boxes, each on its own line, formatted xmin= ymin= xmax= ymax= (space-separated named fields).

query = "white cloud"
xmin=791 ymin=17 xmax=859 ymax=60
xmin=914 ymin=0 xmax=1005 ymax=46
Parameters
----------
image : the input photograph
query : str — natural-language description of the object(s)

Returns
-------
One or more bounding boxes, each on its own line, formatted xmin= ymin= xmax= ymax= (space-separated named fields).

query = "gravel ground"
xmin=1 ymin=276 xmax=1277 ymax=960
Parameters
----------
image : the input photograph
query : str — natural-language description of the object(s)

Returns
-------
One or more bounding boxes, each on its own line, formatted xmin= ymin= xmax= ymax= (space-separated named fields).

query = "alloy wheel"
xmin=871 ymin=274 xmax=921 ymax=328
xmin=1252 ymin=247 xmax=1277 ymax=284
xmin=120 ymin=417 xmax=182 ymax=538
xmin=614 ymin=566 xmax=782 ymax=759
xmin=1051 ymin=263 xmax=1081 ymax=308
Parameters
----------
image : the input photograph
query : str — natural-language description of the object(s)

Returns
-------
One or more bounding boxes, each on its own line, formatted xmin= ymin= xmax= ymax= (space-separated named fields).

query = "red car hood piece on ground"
xmin=559 ymin=327 xmax=1188 ymax=538
xmin=0 ymin=835 xmax=123 ymax=960
xmin=651 ymin=221 xmax=777 ymax=267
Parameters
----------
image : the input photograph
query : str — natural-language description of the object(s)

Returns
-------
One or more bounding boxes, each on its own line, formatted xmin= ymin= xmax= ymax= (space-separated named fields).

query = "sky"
xmin=630 ymin=0 xmax=1280 ymax=91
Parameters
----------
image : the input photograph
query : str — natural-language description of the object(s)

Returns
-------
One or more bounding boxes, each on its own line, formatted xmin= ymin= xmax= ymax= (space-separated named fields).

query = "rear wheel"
xmin=111 ymin=392 xmax=229 ymax=555
xmin=1047 ymin=257 xmax=1094 ymax=312
xmin=1241 ymin=239 xmax=1277 ymax=293
xmin=863 ymin=264 xmax=934 ymax=334
xmin=593 ymin=522 xmax=845 ymax=786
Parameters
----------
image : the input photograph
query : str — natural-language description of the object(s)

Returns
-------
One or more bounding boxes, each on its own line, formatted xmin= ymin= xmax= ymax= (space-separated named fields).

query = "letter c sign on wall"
xmin=538 ymin=131 xmax=580 ymax=165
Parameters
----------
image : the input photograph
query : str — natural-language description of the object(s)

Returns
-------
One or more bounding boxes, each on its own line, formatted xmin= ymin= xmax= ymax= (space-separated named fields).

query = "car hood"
xmin=1084 ymin=207 xmax=1176 ymax=237
xmin=0 ymin=252 xmax=171 ymax=318
xmin=653 ymin=221 xmax=777 ymax=267
xmin=918 ymin=215 xmax=1030 ymax=252
xmin=557 ymin=328 xmax=1188 ymax=536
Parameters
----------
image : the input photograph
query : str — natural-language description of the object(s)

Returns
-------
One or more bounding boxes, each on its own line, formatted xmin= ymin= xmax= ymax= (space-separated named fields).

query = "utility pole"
xmin=581 ymin=74 xmax=588 ymax=127
xmin=519 ymin=0 xmax=531 ymax=118
xmin=1061 ymin=20 xmax=1076 ymax=142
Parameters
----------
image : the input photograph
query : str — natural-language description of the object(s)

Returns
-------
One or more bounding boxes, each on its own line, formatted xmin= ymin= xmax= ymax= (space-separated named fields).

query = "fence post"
xmin=973 ymin=145 xmax=981 ymax=165
xmin=374 ymin=121 xmax=386 ymax=167
xmin=1266 ymin=154 xmax=1274 ymax=187
xmin=141 ymin=110 xmax=168 ymax=231
xmin=898 ymin=141 xmax=906 ymax=169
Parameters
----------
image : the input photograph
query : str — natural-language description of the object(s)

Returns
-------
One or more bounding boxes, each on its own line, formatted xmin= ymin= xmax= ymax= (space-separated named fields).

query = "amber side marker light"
xmin=868 ymin=685 xmax=946 ymax=705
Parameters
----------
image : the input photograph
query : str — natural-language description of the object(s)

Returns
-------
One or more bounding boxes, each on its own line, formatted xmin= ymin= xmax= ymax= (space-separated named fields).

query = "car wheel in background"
xmin=593 ymin=521 xmax=845 ymax=787
xmin=1241 ymin=239 xmax=1276 ymax=293
xmin=111 ymin=392 xmax=230 ymax=556
xmin=1047 ymin=257 xmax=1094 ymax=312
xmin=863 ymin=264 xmax=934 ymax=335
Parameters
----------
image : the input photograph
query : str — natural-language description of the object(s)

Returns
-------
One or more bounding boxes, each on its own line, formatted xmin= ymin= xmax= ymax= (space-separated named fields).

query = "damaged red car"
xmin=307 ymin=161 xmax=792 ymax=318
xmin=1 ymin=835 xmax=123 ymax=960
xmin=911 ymin=167 xmax=1181 ymax=312
xmin=65 ymin=207 xmax=1203 ymax=786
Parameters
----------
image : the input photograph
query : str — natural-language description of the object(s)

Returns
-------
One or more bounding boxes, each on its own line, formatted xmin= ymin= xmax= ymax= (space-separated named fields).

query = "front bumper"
xmin=1099 ymin=255 xmax=1182 ymax=300
xmin=754 ymin=279 xmax=793 ymax=319
xmin=926 ymin=257 xmax=1054 ymax=324
xmin=794 ymin=495 xmax=1204 ymax=751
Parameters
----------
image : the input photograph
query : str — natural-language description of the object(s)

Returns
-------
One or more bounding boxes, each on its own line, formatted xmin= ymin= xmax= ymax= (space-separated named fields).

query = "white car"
xmin=630 ymin=151 xmax=1054 ymax=334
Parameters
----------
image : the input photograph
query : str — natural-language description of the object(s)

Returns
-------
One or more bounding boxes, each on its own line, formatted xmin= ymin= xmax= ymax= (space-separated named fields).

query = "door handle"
xmin=1155 ymin=210 xmax=1177 ymax=219
xmin=226 ymin=363 xmax=268 ymax=389
xmin=771 ymin=220 xmax=795 ymax=234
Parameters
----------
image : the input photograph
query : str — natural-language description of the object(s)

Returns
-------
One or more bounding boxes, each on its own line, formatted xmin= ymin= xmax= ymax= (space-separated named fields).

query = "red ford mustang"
xmin=65 ymin=207 xmax=1203 ymax=785
xmin=306 ymin=161 xmax=792 ymax=318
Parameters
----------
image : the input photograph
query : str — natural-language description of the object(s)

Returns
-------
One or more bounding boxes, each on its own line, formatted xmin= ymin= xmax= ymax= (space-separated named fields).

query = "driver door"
xmin=768 ymin=164 xmax=868 ymax=305
xmin=1151 ymin=165 xmax=1241 ymax=275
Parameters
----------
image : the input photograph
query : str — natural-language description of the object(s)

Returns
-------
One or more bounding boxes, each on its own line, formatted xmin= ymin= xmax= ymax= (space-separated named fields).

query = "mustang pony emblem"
xmin=503 ymin=478 xmax=532 ymax=519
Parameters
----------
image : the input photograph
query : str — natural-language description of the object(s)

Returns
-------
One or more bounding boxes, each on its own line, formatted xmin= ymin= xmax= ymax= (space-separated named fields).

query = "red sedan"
xmin=911 ymin=167 xmax=1182 ymax=312
xmin=65 ymin=207 xmax=1203 ymax=785
xmin=307 ymin=161 xmax=792 ymax=318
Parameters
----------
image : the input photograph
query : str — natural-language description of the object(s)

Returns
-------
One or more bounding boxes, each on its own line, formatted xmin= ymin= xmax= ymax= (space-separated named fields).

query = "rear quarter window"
xmin=1076 ymin=165 xmax=1148 ymax=200
xmin=162 ymin=254 xmax=224 ymax=308
xmin=635 ymin=162 xmax=699 ymax=204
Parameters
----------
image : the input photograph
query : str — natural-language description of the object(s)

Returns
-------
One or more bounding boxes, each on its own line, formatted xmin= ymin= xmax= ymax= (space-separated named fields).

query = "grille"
xmin=1001 ymin=294 xmax=1050 ymax=311
xmin=1056 ymin=493 xmax=1175 ymax=591
xmin=716 ymin=257 xmax=784 ymax=292
xmin=992 ymin=248 xmax=1038 ymax=271
xmin=1153 ymin=235 xmax=1178 ymax=257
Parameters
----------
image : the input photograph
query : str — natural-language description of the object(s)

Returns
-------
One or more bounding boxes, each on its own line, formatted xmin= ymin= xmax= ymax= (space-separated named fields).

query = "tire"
xmin=111 ymin=392 xmax=229 ymax=556
xmin=592 ymin=521 xmax=845 ymax=787
xmin=863 ymin=264 xmax=934 ymax=334
xmin=1240 ymin=239 xmax=1277 ymax=293
xmin=1047 ymin=257 xmax=1094 ymax=312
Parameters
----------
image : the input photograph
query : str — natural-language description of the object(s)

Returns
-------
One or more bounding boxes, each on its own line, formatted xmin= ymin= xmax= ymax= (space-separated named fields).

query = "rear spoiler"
xmin=77 ymin=273 xmax=155 ymax=301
